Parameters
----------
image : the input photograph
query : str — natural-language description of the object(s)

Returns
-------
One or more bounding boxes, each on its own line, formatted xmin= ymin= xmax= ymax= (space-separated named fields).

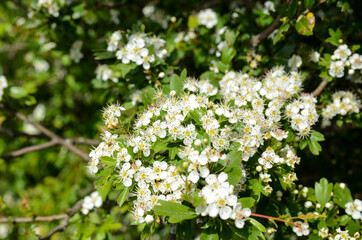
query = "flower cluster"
xmin=0 ymin=75 xmax=7 ymax=101
xmin=345 ymin=199 xmax=362 ymax=220
xmin=107 ymin=31 xmax=167 ymax=70
xmin=322 ymin=91 xmax=361 ymax=120
xmin=285 ymin=94 xmax=318 ymax=137
xmin=292 ymin=221 xmax=310 ymax=237
xmin=70 ymin=41 xmax=83 ymax=63
xmin=81 ymin=191 xmax=103 ymax=215
xmin=90 ymin=66 xmax=316 ymax=230
xmin=196 ymin=172 xmax=251 ymax=228
xmin=37 ymin=0 xmax=60 ymax=17
xmin=329 ymin=44 xmax=362 ymax=77
xmin=198 ymin=9 xmax=218 ymax=29
xmin=95 ymin=65 xmax=117 ymax=82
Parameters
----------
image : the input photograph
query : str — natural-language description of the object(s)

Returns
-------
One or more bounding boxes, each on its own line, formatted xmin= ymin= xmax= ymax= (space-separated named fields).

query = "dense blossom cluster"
xmin=81 ymin=191 xmax=103 ymax=215
xmin=322 ymin=91 xmax=361 ymax=120
xmin=0 ymin=75 xmax=7 ymax=101
xmin=106 ymin=31 xmax=167 ymax=70
xmin=88 ymin=66 xmax=317 ymax=230
xmin=329 ymin=44 xmax=362 ymax=77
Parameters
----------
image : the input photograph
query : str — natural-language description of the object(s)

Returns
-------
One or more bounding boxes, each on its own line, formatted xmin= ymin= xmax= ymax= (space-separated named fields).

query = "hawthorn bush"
xmin=0 ymin=0 xmax=361 ymax=239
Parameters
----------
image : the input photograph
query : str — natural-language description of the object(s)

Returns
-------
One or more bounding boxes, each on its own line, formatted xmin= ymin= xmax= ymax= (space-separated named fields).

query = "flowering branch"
xmin=250 ymin=213 xmax=300 ymax=227
xmin=3 ymin=140 xmax=58 ymax=159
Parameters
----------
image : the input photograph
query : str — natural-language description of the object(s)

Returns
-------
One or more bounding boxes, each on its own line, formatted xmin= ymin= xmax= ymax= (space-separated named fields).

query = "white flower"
xmin=318 ymin=227 xmax=329 ymax=238
xmin=329 ymin=61 xmax=345 ymax=78
xmin=333 ymin=44 xmax=351 ymax=61
xmin=107 ymin=31 xmax=122 ymax=52
xmin=232 ymin=203 xmax=251 ymax=229
xmin=345 ymin=199 xmax=362 ymax=220
xmin=309 ymin=51 xmax=320 ymax=63
xmin=348 ymin=53 xmax=362 ymax=70
xmin=0 ymin=75 xmax=8 ymax=101
xmin=145 ymin=215 xmax=154 ymax=223
xmin=198 ymin=9 xmax=218 ymax=29
xmin=288 ymin=54 xmax=302 ymax=69
xmin=262 ymin=1 xmax=275 ymax=15
xmin=292 ymin=221 xmax=310 ymax=237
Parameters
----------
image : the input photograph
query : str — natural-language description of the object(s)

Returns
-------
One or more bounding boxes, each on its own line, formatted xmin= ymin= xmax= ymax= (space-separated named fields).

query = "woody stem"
xmin=250 ymin=213 xmax=300 ymax=227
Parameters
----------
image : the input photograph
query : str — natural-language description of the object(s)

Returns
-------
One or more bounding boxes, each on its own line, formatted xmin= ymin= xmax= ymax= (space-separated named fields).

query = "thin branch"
xmin=0 ymin=104 xmax=90 ymax=161
xmin=3 ymin=140 xmax=58 ymax=159
xmin=251 ymin=16 xmax=281 ymax=47
xmin=69 ymin=138 xmax=100 ymax=146
xmin=250 ymin=213 xmax=300 ymax=227
xmin=38 ymin=200 xmax=84 ymax=240
xmin=0 ymin=214 xmax=67 ymax=223
xmin=311 ymin=78 xmax=328 ymax=96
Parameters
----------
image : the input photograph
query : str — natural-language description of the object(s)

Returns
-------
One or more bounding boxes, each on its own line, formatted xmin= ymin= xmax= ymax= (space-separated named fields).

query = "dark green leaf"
xmin=153 ymin=200 xmax=197 ymax=223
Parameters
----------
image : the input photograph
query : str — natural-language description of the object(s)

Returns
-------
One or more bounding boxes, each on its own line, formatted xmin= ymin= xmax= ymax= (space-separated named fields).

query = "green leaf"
xmin=273 ymin=23 xmax=290 ymax=45
xmin=347 ymin=220 xmax=360 ymax=234
xmin=97 ymin=176 xmax=114 ymax=201
xmin=249 ymin=179 xmax=264 ymax=200
xmin=101 ymin=156 xmax=117 ymax=166
xmin=200 ymin=228 xmax=219 ymax=240
xmin=248 ymin=218 xmax=267 ymax=232
xmin=188 ymin=15 xmax=199 ymax=30
xmin=170 ymin=74 xmax=183 ymax=95
xmin=295 ymin=14 xmax=314 ymax=36
xmin=310 ymin=130 xmax=325 ymax=142
xmin=9 ymin=86 xmax=28 ymax=99
xmin=153 ymin=200 xmax=197 ymax=223
xmin=223 ymin=149 xmax=242 ymax=185
xmin=287 ymin=0 xmax=298 ymax=18
xmin=237 ymin=197 xmax=256 ymax=208
xmin=117 ymin=188 xmax=130 ymax=207
xmin=221 ymin=47 xmax=236 ymax=65
xmin=315 ymin=178 xmax=333 ymax=206
xmin=93 ymin=51 xmax=114 ymax=60
xmin=303 ymin=0 xmax=315 ymax=9
xmin=308 ymin=140 xmax=322 ymax=155
xmin=180 ymin=68 xmax=187 ymax=82
xmin=333 ymin=183 xmax=353 ymax=208
xmin=299 ymin=139 xmax=308 ymax=150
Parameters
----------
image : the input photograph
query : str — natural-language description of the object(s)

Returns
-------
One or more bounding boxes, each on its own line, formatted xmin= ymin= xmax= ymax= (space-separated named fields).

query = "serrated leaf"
xmin=295 ymin=14 xmax=314 ymax=36
xmin=315 ymin=178 xmax=333 ymax=206
xmin=308 ymin=140 xmax=322 ymax=155
xmin=237 ymin=197 xmax=256 ymax=208
xmin=9 ymin=86 xmax=28 ymax=99
xmin=310 ymin=130 xmax=325 ymax=142
xmin=153 ymin=200 xmax=197 ymax=223
xmin=221 ymin=47 xmax=236 ymax=65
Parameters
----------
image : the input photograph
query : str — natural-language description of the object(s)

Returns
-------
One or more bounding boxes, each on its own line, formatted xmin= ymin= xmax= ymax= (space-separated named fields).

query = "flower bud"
xmin=276 ymin=190 xmax=283 ymax=197
xmin=348 ymin=69 xmax=355 ymax=75
xmin=304 ymin=201 xmax=312 ymax=208
xmin=316 ymin=203 xmax=321 ymax=208
xmin=194 ymin=139 xmax=202 ymax=146
xmin=339 ymin=183 xmax=346 ymax=189
xmin=158 ymin=72 xmax=165 ymax=78
xmin=170 ymin=90 xmax=176 ymax=96
xmin=256 ymin=166 xmax=262 ymax=172
xmin=203 ymin=138 xmax=208 ymax=144
xmin=338 ymin=39 xmax=343 ymax=44
xmin=293 ymin=190 xmax=299 ymax=195
xmin=170 ymin=16 xmax=177 ymax=23
xmin=325 ymin=202 xmax=332 ymax=209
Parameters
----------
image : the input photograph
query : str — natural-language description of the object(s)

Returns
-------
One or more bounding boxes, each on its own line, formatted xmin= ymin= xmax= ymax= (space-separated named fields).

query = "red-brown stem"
xmin=250 ymin=213 xmax=300 ymax=227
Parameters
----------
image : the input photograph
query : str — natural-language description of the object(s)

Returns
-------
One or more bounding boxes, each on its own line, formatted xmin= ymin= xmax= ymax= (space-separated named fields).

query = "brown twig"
xmin=37 ymin=200 xmax=84 ymax=240
xmin=3 ymin=140 xmax=58 ymax=159
xmin=251 ymin=16 xmax=281 ymax=47
xmin=0 ymin=214 xmax=67 ymax=223
xmin=311 ymin=78 xmax=328 ymax=96
xmin=0 ymin=104 xmax=90 ymax=161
